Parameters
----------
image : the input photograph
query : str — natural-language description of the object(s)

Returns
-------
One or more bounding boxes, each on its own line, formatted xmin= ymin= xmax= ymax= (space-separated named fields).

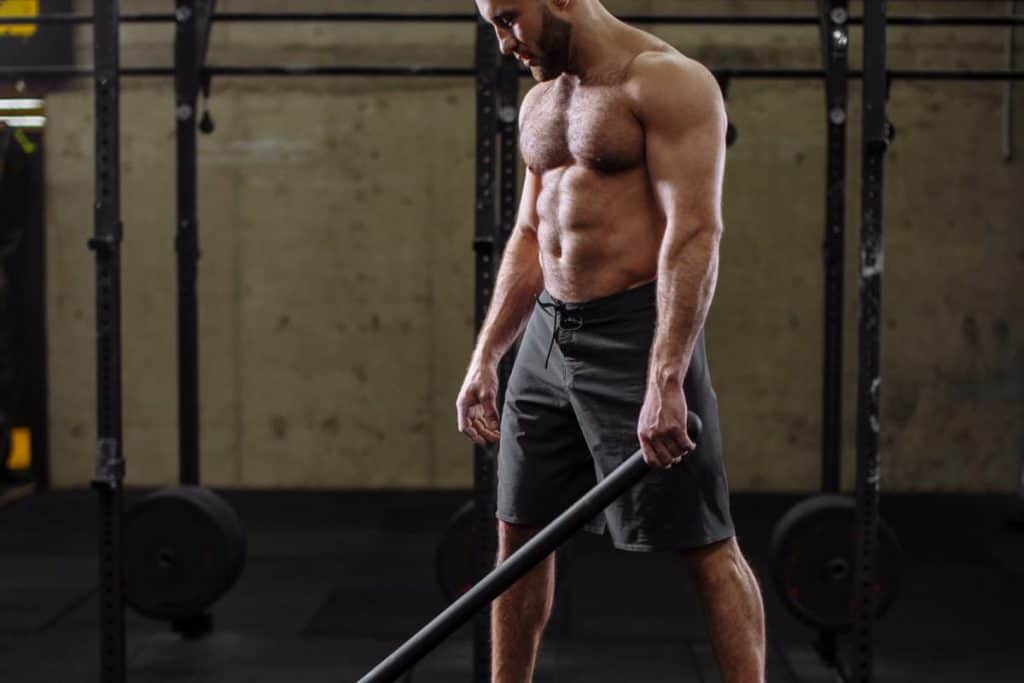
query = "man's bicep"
xmin=641 ymin=60 xmax=727 ymax=232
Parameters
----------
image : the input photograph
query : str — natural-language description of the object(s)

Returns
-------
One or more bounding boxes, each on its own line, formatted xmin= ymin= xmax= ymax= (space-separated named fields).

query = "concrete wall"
xmin=38 ymin=1 xmax=1024 ymax=491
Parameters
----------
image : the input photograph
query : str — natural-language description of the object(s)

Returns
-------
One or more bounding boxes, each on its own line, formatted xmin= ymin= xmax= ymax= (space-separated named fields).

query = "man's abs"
xmin=533 ymin=163 xmax=662 ymax=303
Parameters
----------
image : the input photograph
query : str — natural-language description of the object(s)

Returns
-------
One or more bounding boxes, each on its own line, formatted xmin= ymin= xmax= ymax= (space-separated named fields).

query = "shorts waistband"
xmin=538 ymin=279 xmax=657 ymax=315
xmin=533 ymin=280 xmax=656 ymax=370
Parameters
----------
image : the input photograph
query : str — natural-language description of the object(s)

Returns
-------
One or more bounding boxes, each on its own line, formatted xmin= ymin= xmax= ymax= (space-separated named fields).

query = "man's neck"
xmin=563 ymin=2 xmax=622 ymax=79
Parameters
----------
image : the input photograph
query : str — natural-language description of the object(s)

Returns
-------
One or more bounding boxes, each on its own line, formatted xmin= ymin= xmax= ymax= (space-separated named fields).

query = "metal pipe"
xmin=1005 ymin=1 xmax=1017 ymax=161
xmin=2 ymin=12 xmax=1023 ymax=26
xmin=3 ymin=65 xmax=1023 ymax=81
xmin=818 ymin=0 xmax=848 ymax=498
xmin=0 ymin=65 xmax=476 ymax=78
xmin=853 ymin=0 xmax=890 ymax=678
xmin=207 ymin=65 xmax=477 ymax=77
xmin=174 ymin=0 xmax=202 ymax=487
xmin=358 ymin=414 xmax=703 ymax=683
xmin=89 ymin=1 xmax=127 ymax=681
xmin=471 ymin=17 xmax=500 ymax=682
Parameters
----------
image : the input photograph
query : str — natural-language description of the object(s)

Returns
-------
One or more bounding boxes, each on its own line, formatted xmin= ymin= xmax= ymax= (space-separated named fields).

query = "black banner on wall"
xmin=0 ymin=0 xmax=73 ymax=74
xmin=0 ymin=122 xmax=48 ymax=487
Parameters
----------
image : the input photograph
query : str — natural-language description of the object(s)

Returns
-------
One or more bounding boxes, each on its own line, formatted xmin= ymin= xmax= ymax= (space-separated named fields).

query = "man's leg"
xmin=492 ymin=520 xmax=556 ymax=683
xmin=683 ymin=537 xmax=766 ymax=683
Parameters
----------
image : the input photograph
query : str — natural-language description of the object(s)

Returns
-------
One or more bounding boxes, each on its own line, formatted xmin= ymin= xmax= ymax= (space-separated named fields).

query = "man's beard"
xmin=532 ymin=6 xmax=572 ymax=81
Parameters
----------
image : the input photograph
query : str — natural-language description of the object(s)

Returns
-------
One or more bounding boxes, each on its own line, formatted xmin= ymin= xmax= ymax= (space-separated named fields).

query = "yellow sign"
xmin=0 ymin=0 xmax=39 ymax=38
xmin=7 ymin=427 xmax=31 ymax=471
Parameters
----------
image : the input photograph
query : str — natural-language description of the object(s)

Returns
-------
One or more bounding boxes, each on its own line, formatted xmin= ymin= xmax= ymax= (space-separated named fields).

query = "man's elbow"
xmin=703 ymin=219 xmax=724 ymax=240
xmin=666 ymin=218 xmax=723 ymax=250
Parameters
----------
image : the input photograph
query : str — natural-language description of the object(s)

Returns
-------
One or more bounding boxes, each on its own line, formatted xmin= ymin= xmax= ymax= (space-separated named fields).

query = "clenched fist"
xmin=637 ymin=379 xmax=696 ymax=469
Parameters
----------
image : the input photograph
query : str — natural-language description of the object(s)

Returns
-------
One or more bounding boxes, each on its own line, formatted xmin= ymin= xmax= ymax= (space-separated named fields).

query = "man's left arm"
xmin=640 ymin=55 xmax=727 ymax=386
xmin=630 ymin=54 xmax=728 ymax=465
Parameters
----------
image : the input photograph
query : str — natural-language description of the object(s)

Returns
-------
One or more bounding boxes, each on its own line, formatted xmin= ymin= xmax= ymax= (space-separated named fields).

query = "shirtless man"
xmin=456 ymin=2 xmax=766 ymax=681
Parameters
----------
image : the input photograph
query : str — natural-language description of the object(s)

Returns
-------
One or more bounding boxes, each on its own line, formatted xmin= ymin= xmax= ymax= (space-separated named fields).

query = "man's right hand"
xmin=456 ymin=361 xmax=502 ymax=446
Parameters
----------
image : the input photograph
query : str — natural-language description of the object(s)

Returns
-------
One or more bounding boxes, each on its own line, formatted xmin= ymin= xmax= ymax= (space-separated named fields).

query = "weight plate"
xmin=186 ymin=486 xmax=248 ymax=594
xmin=124 ymin=486 xmax=247 ymax=621
xmin=771 ymin=494 xmax=903 ymax=631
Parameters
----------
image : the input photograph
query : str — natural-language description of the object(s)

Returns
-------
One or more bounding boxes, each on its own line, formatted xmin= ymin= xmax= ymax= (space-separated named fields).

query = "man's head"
xmin=476 ymin=0 xmax=575 ymax=81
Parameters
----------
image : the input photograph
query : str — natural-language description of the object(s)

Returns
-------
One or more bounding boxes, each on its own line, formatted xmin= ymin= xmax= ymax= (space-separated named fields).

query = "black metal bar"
xmin=361 ymin=459 xmax=646 ymax=680
xmin=496 ymin=57 xmax=519 ymax=258
xmin=87 ymin=1 xmax=126 ymax=682
xmin=209 ymin=13 xmax=1024 ymax=26
xmin=4 ymin=12 xmax=1023 ymax=26
xmin=886 ymin=69 xmax=1024 ymax=80
xmin=196 ymin=1 xmax=217 ymax=68
xmin=1004 ymin=1 xmax=1017 ymax=161
xmin=358 ymin=416 xmax=701 ymax=683
xmin=0 ymin=65 xmax=476 ymax=78
xmin=720 ymin=68 xmax=1024 ymax=80
xmin=174 ymin=0 xmax=201 ymax=487
xmin=853 ymin=1 xmax=889 ymax=681
xmin=4 ymin=65 xmax=1024 ymax=80
xmin=819 ymin=1 xmax=848 ymax=497
xmin=472 ymin=17 xmax=500 ymax=683
xmin=362 ymin=459 xmax=644 ymax=680
xmin=816 ymin=1 xmax=849 ymax=667
xmin=208 ymin=65 xmax=476 ymax=77
xmin=216 ymin=12 xmax=478 ymax=23
xmin=870 ymin=15 xmax=1024 ymax=26
xmin=209 ymin=12 xmax=1024 ymax=26
xmin=196 ymin=0 xmax=218 ymax=132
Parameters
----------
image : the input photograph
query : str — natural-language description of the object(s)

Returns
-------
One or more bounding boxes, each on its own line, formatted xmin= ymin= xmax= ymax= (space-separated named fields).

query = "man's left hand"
xmin=637 ymin=379 xmax=696 ymax=469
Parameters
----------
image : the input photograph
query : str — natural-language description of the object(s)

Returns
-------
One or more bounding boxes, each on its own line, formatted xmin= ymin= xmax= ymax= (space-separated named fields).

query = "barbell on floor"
xmin=358 ymin=413 xmax=704 ymax=683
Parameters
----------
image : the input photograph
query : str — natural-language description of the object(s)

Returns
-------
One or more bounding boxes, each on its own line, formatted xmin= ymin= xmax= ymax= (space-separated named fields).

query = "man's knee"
xmin=682 ymin=536 xmax=750 ymax=586
xmin=497 ymin=519 xmax=546 ymax=561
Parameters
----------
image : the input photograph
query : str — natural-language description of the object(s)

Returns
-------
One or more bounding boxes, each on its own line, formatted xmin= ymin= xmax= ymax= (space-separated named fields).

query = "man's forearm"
xmin=471 ymin=227 xmax=545 ymax=367
xmin=648 ymin=224 xmax=722 ymax=387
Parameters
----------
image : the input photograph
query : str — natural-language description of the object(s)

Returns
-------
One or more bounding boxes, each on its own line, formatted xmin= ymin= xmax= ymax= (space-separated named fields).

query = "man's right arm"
xmin=470 ymin=168 xmax=544 ymax=368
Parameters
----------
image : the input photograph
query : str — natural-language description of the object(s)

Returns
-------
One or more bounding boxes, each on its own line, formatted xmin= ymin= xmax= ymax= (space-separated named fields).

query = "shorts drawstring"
xmin=535 ymin=294 xmax=583 ymax=369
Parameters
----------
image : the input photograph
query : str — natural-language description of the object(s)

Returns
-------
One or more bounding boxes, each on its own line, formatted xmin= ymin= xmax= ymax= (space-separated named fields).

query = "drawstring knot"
xmin=535 ymin=294 xmax=583 ymax=369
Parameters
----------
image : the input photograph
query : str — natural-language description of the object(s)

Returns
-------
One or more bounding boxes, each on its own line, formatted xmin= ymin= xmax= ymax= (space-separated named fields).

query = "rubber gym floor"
xmin=0 ymin=489 xmax=1020 ymax=682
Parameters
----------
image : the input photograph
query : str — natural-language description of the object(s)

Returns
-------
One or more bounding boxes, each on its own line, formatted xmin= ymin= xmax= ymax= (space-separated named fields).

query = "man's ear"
xmin=550 ymin=0 xmax=572 ymax=11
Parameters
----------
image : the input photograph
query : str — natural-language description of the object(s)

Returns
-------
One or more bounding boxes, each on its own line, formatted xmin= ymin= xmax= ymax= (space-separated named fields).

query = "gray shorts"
xmin=496 ymin=281 xmax=735 ymax=552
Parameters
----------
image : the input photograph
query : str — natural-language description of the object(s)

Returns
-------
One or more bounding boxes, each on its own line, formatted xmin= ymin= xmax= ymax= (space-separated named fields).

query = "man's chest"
xmin=520 ymin=83 xmax=645 ymax=175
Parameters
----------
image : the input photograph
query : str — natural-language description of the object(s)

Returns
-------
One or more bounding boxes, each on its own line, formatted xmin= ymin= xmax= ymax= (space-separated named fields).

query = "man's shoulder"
xmin=625 ymin=51 xmax=717 ymax=99
xmin=623 ymin=51 xmax=723 ymax=122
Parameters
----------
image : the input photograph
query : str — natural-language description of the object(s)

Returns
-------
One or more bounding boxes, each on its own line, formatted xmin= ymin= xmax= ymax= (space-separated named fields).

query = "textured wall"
xmin=41 ymin=1 xmax=1024 ymax=491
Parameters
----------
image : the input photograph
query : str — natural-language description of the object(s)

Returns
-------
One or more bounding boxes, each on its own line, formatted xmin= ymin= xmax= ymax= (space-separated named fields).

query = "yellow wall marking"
xmin=0 ymin=1 xmax=39 ymax=38
xmin=7 ymin=427 xmax=31 ymax=471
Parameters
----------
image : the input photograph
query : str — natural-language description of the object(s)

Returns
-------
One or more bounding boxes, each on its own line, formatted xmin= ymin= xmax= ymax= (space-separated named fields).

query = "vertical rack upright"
xmin=174 ymin=0 xmax=202 ymax=486
xmin=88 ymin=2 xmax=127 ymax=682
xmin=818 ymin=0 xmax=849 ymax=497
xmin=853 ymin=1 xmax=890 ymax=681
xmin=472 ymin=16 xmax=500 ymax=683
